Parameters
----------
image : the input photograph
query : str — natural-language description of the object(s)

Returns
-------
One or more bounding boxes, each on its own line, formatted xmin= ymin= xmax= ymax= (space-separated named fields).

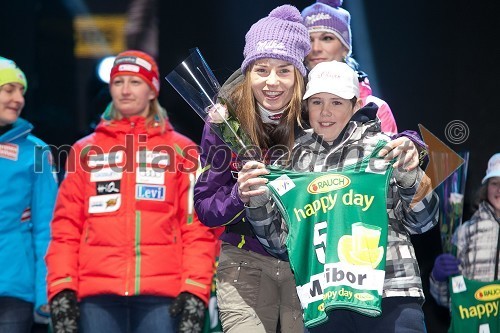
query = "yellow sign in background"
xmin=74 ymin=15 xmax=126 ymax=58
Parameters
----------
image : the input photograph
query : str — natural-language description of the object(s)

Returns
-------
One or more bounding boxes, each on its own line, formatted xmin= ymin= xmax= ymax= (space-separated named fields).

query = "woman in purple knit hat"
xmin=301 ymin=0 xmax=398 ymax=136
xmin=194 ymin=4 xmax=310 ymax=333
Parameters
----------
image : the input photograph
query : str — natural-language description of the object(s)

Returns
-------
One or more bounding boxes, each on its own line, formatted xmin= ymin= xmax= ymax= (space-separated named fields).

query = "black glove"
xmin=432 ymin=253 xmax=461 ymax=282
xmin=50 ymin=289 xmax=79 ymax=333
xmin=169 ymin=292 xmax=206 ymax=333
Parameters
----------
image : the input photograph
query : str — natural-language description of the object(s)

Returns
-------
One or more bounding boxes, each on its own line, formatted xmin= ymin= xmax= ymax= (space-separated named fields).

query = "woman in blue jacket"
xmin=0 ymin=56 xmax=58 ymax=333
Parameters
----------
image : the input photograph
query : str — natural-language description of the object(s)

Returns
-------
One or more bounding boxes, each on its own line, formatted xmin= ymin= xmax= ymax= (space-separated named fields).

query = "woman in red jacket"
xmin=46 ymin=50 xmax=217 ymax=333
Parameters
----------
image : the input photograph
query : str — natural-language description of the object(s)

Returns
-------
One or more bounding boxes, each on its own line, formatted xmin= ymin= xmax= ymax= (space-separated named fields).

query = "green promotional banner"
xmin=264 ymin=141 xmax=392 ymax=328
xmin=449 ymin=275 xmax=500 ymax=333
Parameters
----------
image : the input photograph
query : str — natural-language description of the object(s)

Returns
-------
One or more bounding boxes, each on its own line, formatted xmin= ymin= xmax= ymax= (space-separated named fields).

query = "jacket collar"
xmin=95 ymin=115 xmax=171 ymax=138
xmin=477 ymin=201 xmax=500 ymax=223
xmin=96 ymin=104 xmax=173 ymax=138
xmin=0 ymin=118 xmax=33 ymax=143
xmin=306 ymin=102 xmax=379 ymax=148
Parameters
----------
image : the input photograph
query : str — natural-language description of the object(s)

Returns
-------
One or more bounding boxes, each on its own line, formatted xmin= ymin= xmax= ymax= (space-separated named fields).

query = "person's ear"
xmin=148 ymin=90 xmax=156 ymax=101
xmin=353 ymin=98 xmax=363 ymax=113
xmin=342 ymin=47 xmax=349 ymax=59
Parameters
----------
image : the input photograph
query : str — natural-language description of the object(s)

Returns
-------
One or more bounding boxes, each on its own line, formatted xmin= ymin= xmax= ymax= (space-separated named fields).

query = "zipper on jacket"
xmin=84 ymin=226 xmax=89 ymax=243
xmin=124 ymin=179 xmax=131 ymax=295
xmin=233 ymin=260 xmax=248 ymax=282
xmin=124 ymin=138 xmax=135 ymax=296
xmin=135 ymin=210 xmax=142 ymax=295
xmin=485 ymin=204 xmax=500 ymax=280
xmin=234 ymin=261 xmax=246 ymax=282
xmin=6 ymin=128 xmax=31 ymax=142
xmin=495 ymin=227 xmax=499 ymax=280
xmin=494 ymin=214 xmax=500 ymax=280
xmin=125 ymin=232 xmax=131 ymax=295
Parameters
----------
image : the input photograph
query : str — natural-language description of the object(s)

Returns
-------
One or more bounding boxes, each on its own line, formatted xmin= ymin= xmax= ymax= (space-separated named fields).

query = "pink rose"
xmin=207 ymin=103 xmax=229 ymax=123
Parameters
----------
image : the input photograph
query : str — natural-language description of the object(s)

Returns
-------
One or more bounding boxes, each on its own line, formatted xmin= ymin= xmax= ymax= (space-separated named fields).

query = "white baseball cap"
xmin=482 ymin=153 xmax=500 ymax=184
xmin=303 ymin=60 xmax=359 ymax=100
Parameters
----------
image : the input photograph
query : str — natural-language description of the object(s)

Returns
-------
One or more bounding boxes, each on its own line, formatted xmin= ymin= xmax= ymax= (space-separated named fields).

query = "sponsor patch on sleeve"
xmin=451 ymin=275 xmax=467 ymax=294
xmin=0 ymin=143 xmax=19 ymax=160
xmin=269 ymin=175 xmax=295 ymax=196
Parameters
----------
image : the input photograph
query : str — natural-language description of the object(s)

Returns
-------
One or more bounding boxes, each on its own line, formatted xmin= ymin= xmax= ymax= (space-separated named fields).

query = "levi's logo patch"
xmin=135 ymin=184 xmax=165 ymax=201
xmin=96 ymin=180 xmax=121 ymax=195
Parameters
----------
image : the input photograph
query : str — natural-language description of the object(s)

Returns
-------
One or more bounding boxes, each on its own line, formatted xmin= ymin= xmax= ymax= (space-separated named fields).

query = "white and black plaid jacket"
xmin=430 ymin=201 xmax=500 ymax=307
xmin=246 ymin=106 xmax=439 ymax=301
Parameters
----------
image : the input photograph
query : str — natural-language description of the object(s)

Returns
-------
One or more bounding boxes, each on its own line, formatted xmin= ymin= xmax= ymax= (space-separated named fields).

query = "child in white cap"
xmin=430 ymin=153 xmax=500 ymax=332
xmin=241 ymin=60 xmax=439 ymax=333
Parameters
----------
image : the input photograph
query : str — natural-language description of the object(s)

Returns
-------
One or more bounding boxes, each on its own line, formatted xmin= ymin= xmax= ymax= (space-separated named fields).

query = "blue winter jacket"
xmin=0 ymin=118 xmax=57 ymax=311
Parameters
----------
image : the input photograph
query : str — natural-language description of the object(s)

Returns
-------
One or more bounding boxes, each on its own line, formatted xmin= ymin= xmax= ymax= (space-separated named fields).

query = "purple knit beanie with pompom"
xmin=301 ymin=0 xmax=352 ymax=55
xmin=241 ymin=5 xmax=311 ymax=77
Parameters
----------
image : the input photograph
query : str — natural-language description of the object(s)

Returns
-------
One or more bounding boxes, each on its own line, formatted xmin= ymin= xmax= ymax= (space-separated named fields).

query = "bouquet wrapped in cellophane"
xmin=431 ymin=151 xmax=470 ymax=254
xmin=166 ymin=48 xmax=257 ymax=159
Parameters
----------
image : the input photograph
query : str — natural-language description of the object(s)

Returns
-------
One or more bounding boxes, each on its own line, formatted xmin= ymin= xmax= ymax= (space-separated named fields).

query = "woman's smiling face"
xmin=250 ymin=58 xmax=296 ymax=112
xmin=0 ymin=83 xmax=25 ymax=126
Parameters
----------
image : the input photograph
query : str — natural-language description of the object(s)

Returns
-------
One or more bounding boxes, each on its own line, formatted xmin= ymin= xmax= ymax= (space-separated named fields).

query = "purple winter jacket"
xmin=194 ymin=122 xmax=271 ymax=256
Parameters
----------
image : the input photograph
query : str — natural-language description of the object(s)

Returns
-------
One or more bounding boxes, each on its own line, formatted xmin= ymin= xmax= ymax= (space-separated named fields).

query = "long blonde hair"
xmin=230 ymin=67 xmax=305 ymax=151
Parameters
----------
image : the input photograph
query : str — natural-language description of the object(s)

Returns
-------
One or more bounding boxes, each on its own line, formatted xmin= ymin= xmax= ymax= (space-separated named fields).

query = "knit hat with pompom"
xmin=241 ymin=5 xmax=311 ymax=77
xmin=301 ymin=0 xmax=352 ymax=55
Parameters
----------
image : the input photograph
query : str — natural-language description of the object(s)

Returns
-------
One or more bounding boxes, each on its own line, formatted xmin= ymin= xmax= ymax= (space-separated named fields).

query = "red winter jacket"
xmin=46 ymin=115 xmax=217 ymax=304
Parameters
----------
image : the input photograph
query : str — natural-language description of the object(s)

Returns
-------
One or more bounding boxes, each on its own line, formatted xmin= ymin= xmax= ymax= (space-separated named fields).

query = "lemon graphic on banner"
xmin=338 ymin=222 xmax=384 ymax=268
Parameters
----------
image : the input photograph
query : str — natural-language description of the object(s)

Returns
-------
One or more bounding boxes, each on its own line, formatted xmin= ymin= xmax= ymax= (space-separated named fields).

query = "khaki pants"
xmin=216 ymin=242 xmax=304 ymax=333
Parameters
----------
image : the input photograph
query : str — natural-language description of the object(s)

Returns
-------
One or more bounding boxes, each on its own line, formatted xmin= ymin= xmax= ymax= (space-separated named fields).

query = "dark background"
xmin=1 ymin=1 xmax=497 ymax=332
